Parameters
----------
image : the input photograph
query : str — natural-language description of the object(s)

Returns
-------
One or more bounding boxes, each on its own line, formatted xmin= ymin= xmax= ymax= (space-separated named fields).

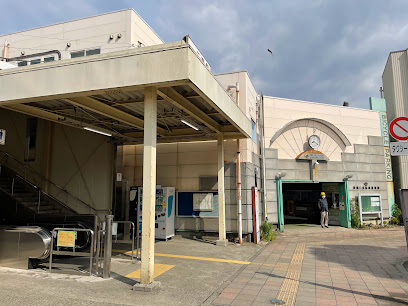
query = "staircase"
xmin=0 ymin=170 xmax=75 ymax=215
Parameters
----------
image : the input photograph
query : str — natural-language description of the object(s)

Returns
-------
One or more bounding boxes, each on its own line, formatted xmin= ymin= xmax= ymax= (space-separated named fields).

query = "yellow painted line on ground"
xmin=126 ymin=263 xmax=175 ymax=279
xmin=276 ymin=243 xmax=306 ymax=306
xmin=154 ymin=253 xmax=251 ymax=265
xmin=112 ymin=249 xmax=251 ymax=265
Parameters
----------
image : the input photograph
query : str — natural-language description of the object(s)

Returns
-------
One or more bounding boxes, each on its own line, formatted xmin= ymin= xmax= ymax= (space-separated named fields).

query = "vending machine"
xmin=136 ymin=186 xmax=175 ymax=240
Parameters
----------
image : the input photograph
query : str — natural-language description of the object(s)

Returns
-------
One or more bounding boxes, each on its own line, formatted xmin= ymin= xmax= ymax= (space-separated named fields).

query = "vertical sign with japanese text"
xmin=369 ymin=97 xmax=395 ymax=214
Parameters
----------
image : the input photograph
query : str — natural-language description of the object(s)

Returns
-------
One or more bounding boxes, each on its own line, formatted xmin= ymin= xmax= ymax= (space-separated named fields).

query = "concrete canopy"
xmin=0 ymin=39 xmax=251 ymax=144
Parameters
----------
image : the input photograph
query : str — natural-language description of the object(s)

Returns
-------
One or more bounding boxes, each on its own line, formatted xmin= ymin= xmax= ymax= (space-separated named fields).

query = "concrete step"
xmin=36 ymin=209 xmax=62 ymax=214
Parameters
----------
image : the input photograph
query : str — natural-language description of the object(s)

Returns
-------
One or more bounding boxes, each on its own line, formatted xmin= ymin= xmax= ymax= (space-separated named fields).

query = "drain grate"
xmin=270 ymin=300 xmax=285 ymax=305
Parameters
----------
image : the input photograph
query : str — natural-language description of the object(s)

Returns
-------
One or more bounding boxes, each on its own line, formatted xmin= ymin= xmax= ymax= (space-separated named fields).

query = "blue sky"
xmin=2 ymin=0 xmax=407 ymax=109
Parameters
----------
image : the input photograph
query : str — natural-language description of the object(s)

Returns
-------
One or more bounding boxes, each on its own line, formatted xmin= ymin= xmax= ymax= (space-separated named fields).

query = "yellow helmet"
xmin=321 ymin=192 xmax=325 ymax=196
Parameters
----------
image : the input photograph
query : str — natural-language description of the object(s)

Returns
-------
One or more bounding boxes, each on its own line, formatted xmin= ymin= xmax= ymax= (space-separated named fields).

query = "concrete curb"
xmin=200 ymin=241 xmax=269 ymax=305
xmin=395 ymin=257 xmax=408 ymax=282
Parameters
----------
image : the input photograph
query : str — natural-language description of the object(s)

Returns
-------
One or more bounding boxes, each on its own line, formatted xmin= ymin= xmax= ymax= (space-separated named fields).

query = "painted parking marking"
xmin=126 ymin=263 xmax=175 ymax=279
xmin=112 ymin=249 xmax=251 ymax=265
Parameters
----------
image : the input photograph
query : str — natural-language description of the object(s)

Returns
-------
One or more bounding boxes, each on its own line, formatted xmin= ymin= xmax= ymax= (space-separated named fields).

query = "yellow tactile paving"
xmin=276 ymin=243 xmax=306 ymax=306
xmin=125 ymin=263 xmax=175 ymax=279
xmin=113 ymin=249 xmax=251 ymax=265
xmin=153 ymin=253 xmax=251 ymax=265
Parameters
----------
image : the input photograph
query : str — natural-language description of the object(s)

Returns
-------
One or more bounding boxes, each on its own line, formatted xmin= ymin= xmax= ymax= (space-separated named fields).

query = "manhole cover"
xmin=270 ymin=300 xmax=285 ymax=305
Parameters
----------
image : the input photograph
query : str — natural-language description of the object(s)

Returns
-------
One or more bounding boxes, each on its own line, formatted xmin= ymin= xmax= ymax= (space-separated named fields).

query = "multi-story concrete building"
xmin=0 ymin=8 xmax=393 ymax=246
xmin=382 ymin=49 xmax=408 ymax=205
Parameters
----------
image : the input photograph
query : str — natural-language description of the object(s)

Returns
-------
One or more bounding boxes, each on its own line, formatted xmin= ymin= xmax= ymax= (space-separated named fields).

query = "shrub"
xmin=390 ymin=217 xmax=400 ymax=225
xmin=391 ymin=203 xmax=403 ymax=225
xmin=350 ymin=198 xmax=362 ymax=228
xmin=261 ymin=220 xmax=277 ymax=242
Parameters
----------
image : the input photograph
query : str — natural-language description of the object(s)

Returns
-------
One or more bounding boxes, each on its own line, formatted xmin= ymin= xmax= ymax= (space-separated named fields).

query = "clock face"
xmin=309 ymin=135 xmax=320 ymax=149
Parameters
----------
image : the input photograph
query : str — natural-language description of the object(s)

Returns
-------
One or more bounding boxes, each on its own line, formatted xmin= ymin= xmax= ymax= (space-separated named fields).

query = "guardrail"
xmin=49 ymin=227 xmax=94 ymax=276
xmin=100 ymin=220 xmax=138 ymax=260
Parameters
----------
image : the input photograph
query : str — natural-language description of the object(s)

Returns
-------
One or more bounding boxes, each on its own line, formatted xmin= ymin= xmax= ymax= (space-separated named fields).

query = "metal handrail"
xmin=100 ymin=220 xmax=137 ymax=260
xmin=114 ymin=221 xmax=136 ymax=260
xmin=49 ymin=227 xmax=94 ymax=276
xmin=0 ymin=184 xmax=36 ymax=217
xmin=0 ymin=151 xmax=110 ymax=213
xmin=13 ymin=174 xmax=76 ymax=214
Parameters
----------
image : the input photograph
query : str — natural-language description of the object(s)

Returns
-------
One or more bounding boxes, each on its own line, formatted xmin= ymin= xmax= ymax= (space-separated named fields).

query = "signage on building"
xmin=369 ymin=97 xmax=395 ymax=214
xmin=0 ymin=129 xmax=5 ymax=145
xmin=384 ymin=147 xmax=393 ymax=181
xmin=57 ymin=231 xmax=76 ymax=247
xmin=389 ymin=117 xmax=408 ymax=141
xmin=296 ymin=150 xmax=328 ymax=161
xmin=116 ymin=173 xmax=122 ymax=182
xmin=252 ymin=187 xmax=260 ymax=244
xmin=390 ymin=141 xmax=408 ymax=156
xmin=380 ymin=113 xmax=390 ymax=146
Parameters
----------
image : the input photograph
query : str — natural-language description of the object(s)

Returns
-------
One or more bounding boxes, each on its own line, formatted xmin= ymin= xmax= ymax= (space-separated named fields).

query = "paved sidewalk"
xmin=210 ymin=226 xmax=408 ymax=306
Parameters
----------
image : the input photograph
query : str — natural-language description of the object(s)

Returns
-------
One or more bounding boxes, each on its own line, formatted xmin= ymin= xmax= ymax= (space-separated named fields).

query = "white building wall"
xmin=215 ymin=71 xmax=260 ymax=164
xmin=265 ymin=97 xmax=382 ymax=161
xmin=0 ymin=9 xmax=162 ymax=63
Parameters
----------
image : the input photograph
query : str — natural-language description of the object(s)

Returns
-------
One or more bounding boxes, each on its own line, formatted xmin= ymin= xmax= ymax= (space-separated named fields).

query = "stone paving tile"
xmin=230 ymin=299 xmax=252 ymax=306
xmin=211 ymin=227 xmax=408 ymax=306
xmin=212 ymin=297 xmax=233 ymax=305
xmin=218 ymin=292 xmax=240 ymax=299
xmin=235 ymin=293 xmax=256 ymax=302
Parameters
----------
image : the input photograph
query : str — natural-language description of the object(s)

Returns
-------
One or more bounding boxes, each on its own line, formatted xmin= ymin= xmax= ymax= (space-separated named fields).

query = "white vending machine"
xmin=136 ymin=186 xmax=175 ymax=240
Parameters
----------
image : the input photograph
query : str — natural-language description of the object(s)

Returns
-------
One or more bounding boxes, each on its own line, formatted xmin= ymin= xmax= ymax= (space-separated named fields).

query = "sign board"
xmin=252 ymin=187 xmax=260 ymax=244
xmin=112 ymin=222 xmax=118 ymax=236
xmin=0 ymin=129 xmax=5 ymax=145
xmin=360 ymin=195 xmax=381 ymax=212
xmin=389 ymin=117 xmax=408 ymax=141
xmin=57 ymin=231 xmax=75 ymax=247
xmin=390 ymin=141 xmax=408 ymax=156
xmin=358 ymin=193 xmax=383 ymax=226
xmin=193 ymin=193 xmax=213 ymax=211
xmin=116 ymin=173 xmax=122 ymax=182
xmin=296 ymin=150 xmax=329 ymax=161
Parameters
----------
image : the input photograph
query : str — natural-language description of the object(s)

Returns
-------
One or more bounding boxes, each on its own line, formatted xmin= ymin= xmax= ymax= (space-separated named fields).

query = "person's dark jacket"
xmin=318 ymin=198 xmax=328 ymax=212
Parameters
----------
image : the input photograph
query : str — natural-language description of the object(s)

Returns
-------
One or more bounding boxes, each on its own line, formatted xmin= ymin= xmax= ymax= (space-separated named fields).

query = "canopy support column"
xmin=216 ymin=133 xmax=228 ymax=246
xmin=134 ymin=86 xmax=161 ymax=291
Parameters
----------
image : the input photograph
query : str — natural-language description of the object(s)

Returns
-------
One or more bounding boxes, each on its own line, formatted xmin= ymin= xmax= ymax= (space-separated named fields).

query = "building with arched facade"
xmin=263 ymin=96 xmax=393 ymax=230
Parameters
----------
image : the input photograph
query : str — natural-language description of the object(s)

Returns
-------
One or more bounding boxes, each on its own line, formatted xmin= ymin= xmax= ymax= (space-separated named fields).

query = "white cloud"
xmin=2 ymin=0 xmax=408 ymax=110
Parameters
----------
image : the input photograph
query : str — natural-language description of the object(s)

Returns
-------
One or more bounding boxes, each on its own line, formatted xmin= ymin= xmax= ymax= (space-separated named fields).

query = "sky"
xmin=1 ymin=0 xmax=408 ymax=109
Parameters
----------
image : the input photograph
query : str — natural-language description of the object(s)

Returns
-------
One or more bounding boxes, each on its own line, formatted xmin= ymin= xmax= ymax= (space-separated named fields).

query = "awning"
xmin=0 ymin=39 xmax=251 ymax=144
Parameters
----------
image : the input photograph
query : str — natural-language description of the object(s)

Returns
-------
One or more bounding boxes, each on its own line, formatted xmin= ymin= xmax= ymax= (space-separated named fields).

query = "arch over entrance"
xmin=270 ymin=117 xmax=352 ymax=150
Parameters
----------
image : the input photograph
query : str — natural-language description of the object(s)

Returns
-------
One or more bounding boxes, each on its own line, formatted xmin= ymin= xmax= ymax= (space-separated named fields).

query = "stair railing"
xmin=0 ymin=151 xmax=110 ymax=215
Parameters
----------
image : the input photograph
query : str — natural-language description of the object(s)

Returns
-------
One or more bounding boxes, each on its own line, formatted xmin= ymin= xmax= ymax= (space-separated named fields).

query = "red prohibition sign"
xmin=389 ymin=117 xmax=408 ymax=141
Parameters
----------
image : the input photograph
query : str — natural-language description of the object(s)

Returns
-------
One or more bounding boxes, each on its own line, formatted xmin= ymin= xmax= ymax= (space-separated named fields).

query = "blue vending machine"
xmin=136 ymin=186 xmax=175 ymax=240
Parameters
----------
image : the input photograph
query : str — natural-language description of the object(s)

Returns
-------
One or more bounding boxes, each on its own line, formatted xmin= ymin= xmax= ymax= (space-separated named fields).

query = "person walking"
xmin=318 ymin=192 xmax=329 ymax=228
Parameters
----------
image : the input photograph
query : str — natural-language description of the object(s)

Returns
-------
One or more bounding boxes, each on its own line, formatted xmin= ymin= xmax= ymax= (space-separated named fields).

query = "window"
xmin=30 ymin=59 xmax=41 ymax=65
xmin=24 ymin=118 xmax=37 ymax=162
xmin=17 ymin=56 xmax=56 ymax=67
xmin=251 ymin=119 xmax=257 ymax=143
xmin=70 ymin=51 xmax=85 ymax=58
xmin=44 ymin=56 xmax=55 ymax=63
xmin=86 ymin=48 xmax=100 ymax=56
xmin=70 ymin=48 xmax=101 ymax=58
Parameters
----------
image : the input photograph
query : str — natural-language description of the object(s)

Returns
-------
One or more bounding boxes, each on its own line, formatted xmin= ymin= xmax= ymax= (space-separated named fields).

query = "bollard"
xmin=103 ymin=215 xmax=113 ymax=279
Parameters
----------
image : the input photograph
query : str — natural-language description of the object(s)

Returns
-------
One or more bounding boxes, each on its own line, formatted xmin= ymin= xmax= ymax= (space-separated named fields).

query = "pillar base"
xmin=216 ymin=239 xmax=228 ymax=247
xmin=133 ymin=281 xmax=161 ymax=292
